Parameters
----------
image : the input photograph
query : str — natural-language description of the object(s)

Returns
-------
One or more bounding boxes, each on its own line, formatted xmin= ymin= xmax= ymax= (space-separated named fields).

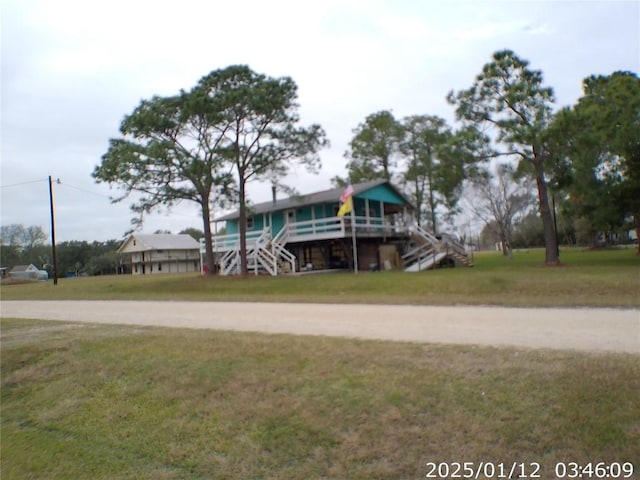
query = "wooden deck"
xmin=200 ymin=218 xmax=469 ymax=275
xmin=205 ymin=216 xmax=408 ymax=253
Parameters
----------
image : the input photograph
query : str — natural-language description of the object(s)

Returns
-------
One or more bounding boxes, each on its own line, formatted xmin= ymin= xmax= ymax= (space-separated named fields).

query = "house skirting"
xmin=131 ymin=259 xmax=200 ymax=275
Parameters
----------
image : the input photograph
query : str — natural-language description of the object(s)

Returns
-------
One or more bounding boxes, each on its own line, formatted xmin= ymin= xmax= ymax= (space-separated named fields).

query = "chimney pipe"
xmin=272 ymin=185 xmax=277 ymax=204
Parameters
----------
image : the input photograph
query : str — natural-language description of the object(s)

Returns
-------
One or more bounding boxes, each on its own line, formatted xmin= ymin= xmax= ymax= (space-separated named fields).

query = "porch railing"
xmin=200 ymin=216 xmax=464 ymax=275
xmin=271 ymin=225 xmax=297 ymax=273
xmin=204 ymin=216 xmax=404 ymax=253
xmin=278 ymin=215 xmax=404 ymax=243
xmin=402 ymin=225 xmax=471 ymax=271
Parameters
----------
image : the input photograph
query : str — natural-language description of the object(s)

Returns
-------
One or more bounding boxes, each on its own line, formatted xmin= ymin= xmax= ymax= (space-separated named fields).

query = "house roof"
xmin=10 ymin=264 xmax=38 ymax=272
xmin=215 ymin=179 xmax=413 ymax=222
xmin=118 ymin=234 xmax=200 ymax=253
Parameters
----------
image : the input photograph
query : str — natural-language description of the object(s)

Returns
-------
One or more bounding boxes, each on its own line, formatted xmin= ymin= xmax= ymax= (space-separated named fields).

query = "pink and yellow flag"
xmin=340 ymin=184 xmax=354 ymax=203
xmin=337 ymin=196 xmax=353 ymax=217
xmin=337 ymin=184 xmax=354 ymax=217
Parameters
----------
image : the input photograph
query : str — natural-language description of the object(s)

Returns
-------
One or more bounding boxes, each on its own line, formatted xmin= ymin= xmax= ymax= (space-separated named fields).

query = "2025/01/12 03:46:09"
xmin=555 ymin=462 xmax=635 ymax=479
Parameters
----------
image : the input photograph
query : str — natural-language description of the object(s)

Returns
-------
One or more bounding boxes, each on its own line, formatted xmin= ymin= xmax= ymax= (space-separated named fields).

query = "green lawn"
xmin=2 ymin=248 xmax=638 ymax=478
xmin=2 ymin=318 xmax=638 ymax=480
xmin=2 ymin=248 xmax=639 ymax=307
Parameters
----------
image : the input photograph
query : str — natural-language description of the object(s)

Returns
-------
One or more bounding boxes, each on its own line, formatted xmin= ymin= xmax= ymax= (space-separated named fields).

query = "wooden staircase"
xmin=403 ymin=225 xmax=472 ymax=272
xmin=439 ymin=233 xmax=473 ymax=267
xmin=212 ymin=223 xmax=470 ymax=275
xmin=219 ymin=228 xmax=296 ymax=276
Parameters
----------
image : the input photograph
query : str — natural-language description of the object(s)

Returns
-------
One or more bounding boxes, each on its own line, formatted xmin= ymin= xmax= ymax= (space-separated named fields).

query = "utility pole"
xmin=48 ymin=176 xmax=58 ymax=285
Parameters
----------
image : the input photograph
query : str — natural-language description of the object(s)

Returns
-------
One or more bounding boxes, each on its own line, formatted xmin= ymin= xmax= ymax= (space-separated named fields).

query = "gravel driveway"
xmin=1 ymin=300 xmax=638 ymax=353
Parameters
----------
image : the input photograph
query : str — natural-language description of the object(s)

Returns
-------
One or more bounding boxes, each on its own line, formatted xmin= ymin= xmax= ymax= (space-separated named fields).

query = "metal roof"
xmin=214 ymin=180 xmax=412 ymax=221
xmin=118 ymin=234 xmax=200 ymax=253
xmin=9 ymin=264 xmax=39 ymax=272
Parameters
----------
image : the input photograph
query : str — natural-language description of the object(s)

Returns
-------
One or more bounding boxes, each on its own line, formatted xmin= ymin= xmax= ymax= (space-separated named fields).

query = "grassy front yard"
xmin=2 ymin=318 xmax=638 ymax=479
xmin=2 ymin=248 xmax=638 ymax=478
xmin=1 ymin=248 xmax=639 ymax=307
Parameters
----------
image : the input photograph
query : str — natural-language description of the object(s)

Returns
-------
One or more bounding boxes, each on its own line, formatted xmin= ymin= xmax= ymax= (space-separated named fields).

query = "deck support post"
xmin=350 ymin=206 xmax=358 ymax=274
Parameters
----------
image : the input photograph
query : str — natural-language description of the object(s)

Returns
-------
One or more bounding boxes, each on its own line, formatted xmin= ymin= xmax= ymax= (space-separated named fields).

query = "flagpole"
xmin=350 ymin=205 xmax=358 ymax=274
xmin=338 ymin=184 xmax=358 ymax=274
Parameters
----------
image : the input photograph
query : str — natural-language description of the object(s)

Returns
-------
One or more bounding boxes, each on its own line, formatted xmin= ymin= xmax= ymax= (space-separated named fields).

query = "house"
xmin=205 ymin=180 xmax=470 ymax=275
xmin=9 ymin=264 xmax=49 ymax=281
xmin=118 ymin=234 xmax=201 ymax=275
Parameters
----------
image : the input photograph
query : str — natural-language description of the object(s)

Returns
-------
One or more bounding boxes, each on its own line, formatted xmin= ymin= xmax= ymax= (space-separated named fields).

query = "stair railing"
xmin=271 ymin=224 xmax=296 ymax=274
xmin=402 ymin=224 xmax=440 ymax=270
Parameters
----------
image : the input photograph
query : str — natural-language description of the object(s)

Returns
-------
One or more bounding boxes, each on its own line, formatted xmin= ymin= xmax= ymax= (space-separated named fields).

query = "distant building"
xmin=9 ymin=264 xmax=48 ymax=281
xmin=118 ymin=234 xmax=201 ymax=275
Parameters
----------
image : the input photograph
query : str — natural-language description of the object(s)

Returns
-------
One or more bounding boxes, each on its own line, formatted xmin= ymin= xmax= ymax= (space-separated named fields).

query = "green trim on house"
xmin=357 ymin=184 xmax=407 ymax=205
xmin=215 ymin=180 xmax=413 ymax=238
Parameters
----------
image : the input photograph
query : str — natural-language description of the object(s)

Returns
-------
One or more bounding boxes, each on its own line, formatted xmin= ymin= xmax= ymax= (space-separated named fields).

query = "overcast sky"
xmin=1 ymin=0 xmax=638 ymax=242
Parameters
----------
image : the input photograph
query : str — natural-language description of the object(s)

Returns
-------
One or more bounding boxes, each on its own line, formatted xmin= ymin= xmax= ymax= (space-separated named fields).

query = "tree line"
xmin=335 ymin=51 xmax=638 ymax=259
xmin=0 ymin=224 xmax=122 ymax=277
xmin=91 ymin=51 xmax=638 ymax=274
xmin=0 ymin=225 xmax=205 ymax=277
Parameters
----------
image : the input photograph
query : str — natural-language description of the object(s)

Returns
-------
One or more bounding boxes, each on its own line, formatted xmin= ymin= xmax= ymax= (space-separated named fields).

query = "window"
xmin=247 ymin=217 xmax=254 ymax=229
xmin=157 ymin=249 xmax=164 ymax=253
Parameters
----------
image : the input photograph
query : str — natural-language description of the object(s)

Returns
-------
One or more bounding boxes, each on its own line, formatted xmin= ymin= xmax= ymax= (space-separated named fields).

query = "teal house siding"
xmin=357 ymin=184 xmax=407 ymax=205
xmin=224 ymin=217 xmax=265 ymax=235
xmin=215 ymin=180 xmax=413 ymax=239
xmin=316 ymin=204 xmax=332 ymax=219
xmin=251 ymin=215 xmax=266 ymax=232
xmin=352 ymin=198 xmax=386 ymax=218
xmin=226 ymin=222 xmax=238 ymax=235
xmin=271 ymin=212 xmax=286 ymax=236
xmin=295 ymin=206 xmax=313 ymax=223
xmin=362 ymin=199 xmax=382 ymax=217
xmin=207 ymin=179 xmax=470 ymax=275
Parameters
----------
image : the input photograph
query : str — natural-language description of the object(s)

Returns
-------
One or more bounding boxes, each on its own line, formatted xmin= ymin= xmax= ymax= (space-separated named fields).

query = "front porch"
xmin=200 ymin=216 xmax=470 ymax=275
xmin=201 ymin=215 xmax=407 ymax=275
xmin=202 ymin=180 xmax=470 ymax=275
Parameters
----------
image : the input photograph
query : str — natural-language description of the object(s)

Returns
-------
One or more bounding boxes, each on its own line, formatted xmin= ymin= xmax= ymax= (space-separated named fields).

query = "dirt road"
xmin=1 ymin=301 xmax=638 ymax=353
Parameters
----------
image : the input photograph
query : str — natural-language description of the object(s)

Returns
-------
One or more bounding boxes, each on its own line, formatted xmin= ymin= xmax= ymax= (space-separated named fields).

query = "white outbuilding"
xmin=118 ymin=234 xmax=201 ymax=275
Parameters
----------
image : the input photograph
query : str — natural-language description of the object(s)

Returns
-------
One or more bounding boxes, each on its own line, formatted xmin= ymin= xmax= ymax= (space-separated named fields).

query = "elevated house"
xmin=119 ymin=234 xmax=201 ymax=275
xmin=204 ymin=180 xmax=470 ymax=275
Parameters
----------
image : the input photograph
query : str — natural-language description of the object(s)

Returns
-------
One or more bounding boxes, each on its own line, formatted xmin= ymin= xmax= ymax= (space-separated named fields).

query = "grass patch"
xmin=1 ymin=248 xmax=639 ymax=307
xmin=2 ymin=318 xmax=639 ymax=479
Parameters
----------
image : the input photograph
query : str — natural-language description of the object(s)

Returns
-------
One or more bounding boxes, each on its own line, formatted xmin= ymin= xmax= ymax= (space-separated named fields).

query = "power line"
xmin=56 ymin=181 xmax=112 ymax=199
xmin=0 ymin=178 xmax=48 ymax=189
xmin=0 ymin=177 xmax=114 ymax=200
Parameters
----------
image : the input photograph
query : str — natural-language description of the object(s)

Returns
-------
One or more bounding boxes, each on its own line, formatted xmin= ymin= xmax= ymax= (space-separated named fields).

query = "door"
xmin=284 ymin=209 xmax=296 ymax=236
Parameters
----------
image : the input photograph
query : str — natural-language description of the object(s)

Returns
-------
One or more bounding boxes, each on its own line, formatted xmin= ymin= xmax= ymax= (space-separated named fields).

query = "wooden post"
xmin=48 ymin=176 xmax=58 ymax=285
xmin=350 ymin=204 xmax=358 ymax=274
